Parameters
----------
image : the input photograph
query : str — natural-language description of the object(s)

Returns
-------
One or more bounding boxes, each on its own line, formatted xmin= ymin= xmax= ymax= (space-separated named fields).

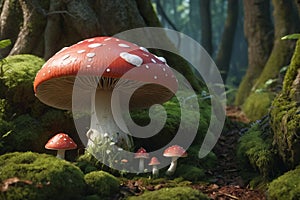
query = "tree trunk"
xmin=235 ymin=0 xmax=273 ymax=105
xmin=200 ymin=0 xmax=212 ymax=55
xmin=253 ymin=0 xmax=299 ymax=89
xmin=0 ymin=0 xmax=202 ymax=91
xmin=215 ymin=0 xmax=239 ymax=82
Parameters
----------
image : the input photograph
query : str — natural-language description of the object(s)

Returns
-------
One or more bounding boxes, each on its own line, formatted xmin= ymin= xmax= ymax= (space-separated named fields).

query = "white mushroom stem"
xmin=56 ymin=150 xmax=66 ymax=159
xmin=166 ymin=157 xmax=178 ymax=175
xmin=87 ymin=89 xmax=132 ymax=149
xmin=152 ymin=165 xmax=159 ymax=177
xmin=138 ymin=158 xmax=145 ymax=173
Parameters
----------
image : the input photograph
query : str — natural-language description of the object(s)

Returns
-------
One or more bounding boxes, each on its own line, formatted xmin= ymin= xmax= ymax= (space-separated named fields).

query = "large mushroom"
xmin=163 ymin=145 xmax=187 ymax=175
xmin=45 ymin=133 xmax=77 ymax=159
xmin=34 ymin=36 xmax=177 ymax=149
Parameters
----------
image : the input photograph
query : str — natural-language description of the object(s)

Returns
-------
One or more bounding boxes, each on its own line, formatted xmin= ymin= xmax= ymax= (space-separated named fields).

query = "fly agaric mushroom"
xmin=149 ymin=157 xmax=160 ymax=178
xmin=134 ymin=147 xmax=149 ymax=173
xmin=45 ymin=133 xmax=77 ymax=159
xmin=34 ymin=36 xmax=177 ymax=149
xmin=163 ymin=145 xmax=187 ymax=175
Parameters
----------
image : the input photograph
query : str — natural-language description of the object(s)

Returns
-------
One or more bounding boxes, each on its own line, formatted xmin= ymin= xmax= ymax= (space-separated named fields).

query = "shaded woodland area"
xmin=0 ymin=0 xmax=300 ymax=199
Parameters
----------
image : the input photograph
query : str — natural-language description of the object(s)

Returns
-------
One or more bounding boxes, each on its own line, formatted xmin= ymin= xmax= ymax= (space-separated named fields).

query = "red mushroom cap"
xmin=134 ymin=147 xmax=149 ymax=159
xmin=45 ymin=133 xmax=77 ymax=150
xmin=34 ymin=36 xmax=178 ymax=110
xmin=149 ymin=157 xmax=160 ymax=166
xmin=163 ymin=145 xmax=187 ymax=158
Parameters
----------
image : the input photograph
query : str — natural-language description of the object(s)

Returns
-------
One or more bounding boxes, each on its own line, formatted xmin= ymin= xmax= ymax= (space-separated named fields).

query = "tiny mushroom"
xmin=34 ymin=36 xmax=178 ymax=149
xmin=163 ymin=145 xmax=187 ymax=175
xmin=134 ymin=147 xmax=149 ymax=173
xmin=45 ymin=133 xmax=77 ymax=159
xmin=148 ymin=157 xmax=160 ymax=178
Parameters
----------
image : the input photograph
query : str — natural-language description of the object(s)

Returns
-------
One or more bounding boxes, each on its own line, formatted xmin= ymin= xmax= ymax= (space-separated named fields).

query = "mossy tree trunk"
xmin=215 ymin=0 xmax=239 ymax=82
xmin=270 ymin=39 xmax=300 ymax=169
xmin=235 ymin=0 xmax=273 ymax=106
xmin=0 ymin=0 xmax=202 ymax=91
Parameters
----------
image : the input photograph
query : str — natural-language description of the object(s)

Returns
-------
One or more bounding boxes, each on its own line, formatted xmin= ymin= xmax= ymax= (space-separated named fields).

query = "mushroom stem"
xmin=56 ymin=149 xmax=66 ymax=159
xmin=152 ymin=166 xmax=159 ymax=177
xmin=88 ymin=89 xmax=132 ymax=149
xmin=166 ymin=157 xmax=178 ymax=175
xmin=138 ymin=158 xmax=145 ymax=173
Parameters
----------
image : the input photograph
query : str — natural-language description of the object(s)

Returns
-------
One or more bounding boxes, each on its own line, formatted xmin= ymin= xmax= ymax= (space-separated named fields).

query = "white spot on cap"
xmin=87 ymin=38 xmax=95 ymax=42
xmin=118 ymin=43 xmax=130 ymax=48
xmin=157 ymin=56 xmax=166 ymax=63
xmin=115 ymin=39 xmax=120 ymax=41
xmin=140 ymin=47 xmax=149 ymax=53
xmin=165 ymin=73 xmax=168 ymax=77
xmin=104 ymin=38 xmax=112 ymax=41
xmin=87 ymin=65 xmax=91 ymax=68
xmin=77 ymin=41 xmax=84 ymax=44
xmin=77 ymin=50 xmax=86 ymax=54
xmin=154 ymin=76 xmax=158 ymax=79
xmin=142 ymin=53 xmax=149 ymax=57
xmin=88 ymin=43 xmax=102 ymax=48
xmin=162 ymin=68 xmax=166 ymax=71
xmin=106 ymin=68 xmax=111 ymax=72
xmin=145 ymin=65 xmax=150 ymax=69
xmin=87 ymin=52 xmax=96 ymax=58
xmin=120 ymin=52 xmax=143 ymax=67
xmin=151 ymin=58 xmax=156 ymax=63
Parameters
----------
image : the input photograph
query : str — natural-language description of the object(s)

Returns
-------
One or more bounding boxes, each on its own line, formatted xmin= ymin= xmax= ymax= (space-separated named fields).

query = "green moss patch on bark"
xmin=270 ymin=94 xmax=300 ymax=168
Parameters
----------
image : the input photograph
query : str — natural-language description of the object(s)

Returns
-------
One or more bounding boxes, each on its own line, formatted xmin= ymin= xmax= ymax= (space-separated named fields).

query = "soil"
xmin=119 ymin=106 xmax=267 ymax=200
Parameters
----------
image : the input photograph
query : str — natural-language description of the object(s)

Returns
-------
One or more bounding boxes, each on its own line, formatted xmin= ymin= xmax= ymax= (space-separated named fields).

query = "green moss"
xmin=176 ymin=165 xmax=205 ymax=182
xmin=242 ymin=92 xmax=274 ymax=121
xmin=270 ymin=93 xmax=300 ymax=167
xmin=237 ymin=122 xmax=278 ymax=179
xmin=283 ymin=40 xmax=300 ymax=94
xmin=127 ymin=186 xmax=208 ymax=200
xmin=84 ymin=171 xmax=120 ymax=199
xmin=268 ymin=165 xmax=300 ymax=200
xmin=130 ymin=94 xmax=211 ymax=151
xmin=0 ymin=152 xmax=85 ymax=200
xmin=0 ymin=54 xmax=45 ymax=117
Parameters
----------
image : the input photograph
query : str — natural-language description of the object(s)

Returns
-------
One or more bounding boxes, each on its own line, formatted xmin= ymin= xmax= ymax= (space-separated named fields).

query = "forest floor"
xmin=119 ymin=106 xmax=267 ymax=200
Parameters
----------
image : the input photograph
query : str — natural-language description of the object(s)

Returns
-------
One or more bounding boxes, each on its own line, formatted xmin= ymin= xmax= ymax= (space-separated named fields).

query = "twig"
xmin=218 ymin=191 xmax=239 ymax=200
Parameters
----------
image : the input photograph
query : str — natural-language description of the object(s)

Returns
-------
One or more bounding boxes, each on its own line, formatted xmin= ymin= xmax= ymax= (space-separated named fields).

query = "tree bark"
xmin=235 ymin=0 xmax=273 ymax=105
xmin=215 ymin=0 xmax=239 ymax=82
xmin=200 ymin=0 xmax=212 ymax=55
xmin=253 ymin=0 xmax=299 ymax=89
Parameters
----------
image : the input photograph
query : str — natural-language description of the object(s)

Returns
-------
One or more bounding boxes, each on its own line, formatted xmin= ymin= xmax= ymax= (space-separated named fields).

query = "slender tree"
xmin=200 ymin=0 xmax=212 ymax=55
xmin=215 ymin=0 xmax=239 ymax=82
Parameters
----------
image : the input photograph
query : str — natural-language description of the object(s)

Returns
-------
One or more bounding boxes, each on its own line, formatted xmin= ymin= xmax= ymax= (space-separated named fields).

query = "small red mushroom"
xmin=45 ymin=133 xmax=77 ymax=159
xmin=134 ymin=147 xmax=149 ymax=173
xmin=149 ymin=157 xmax=160 ymax=177
xmin=163 ymin=145 xmax=187 ymax=175
xmin=34 ymin=36 xmax=178 ymax=150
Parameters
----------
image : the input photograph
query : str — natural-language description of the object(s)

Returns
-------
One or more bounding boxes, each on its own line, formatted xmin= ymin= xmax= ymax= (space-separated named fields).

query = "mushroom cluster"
xmin=34 ymin=36 xmax=178 ymax=149
xmin=135 ymin=145 xmax=187 ymax=177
